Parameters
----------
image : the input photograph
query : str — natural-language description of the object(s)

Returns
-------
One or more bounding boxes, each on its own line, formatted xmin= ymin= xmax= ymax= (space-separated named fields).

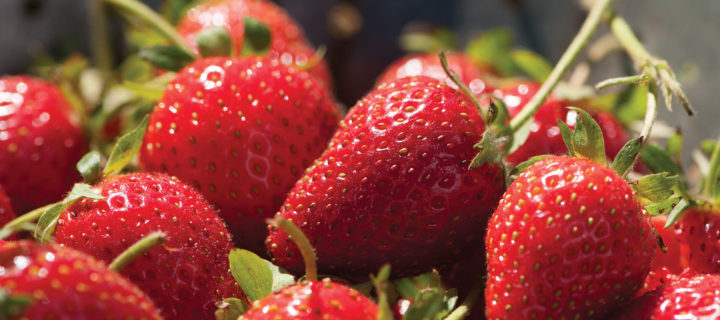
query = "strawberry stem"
xmin=0 ymin=203 xmax=56 ymax=239
xmin=270 ymin=217 xmax=318 ymax=281
xmin=443 ymin=278 xmax=484 ymax=320
xmin=87 ymin=0 xmax=114 ymax=72
xmin=704 ymin=136 xmax=720 ymax=204
xmin=103 ymin=0 xmax=195 ymax=56
xmin=439 ymin=51 xmax=488 ymax=123
xmin=108 ymin=231 xmax=166 ymax=272
xmin=508 ymin=0 xmax=614 ymax=132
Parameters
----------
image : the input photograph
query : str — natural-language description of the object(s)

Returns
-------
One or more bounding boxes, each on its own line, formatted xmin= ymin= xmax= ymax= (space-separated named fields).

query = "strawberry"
xmin=266 ymin=76 xmax=504 ymax=278
xmin=177 ymin=0 xmax=333 ymax=89
xmin=376 ymin=52 xmax=493 ymax=96
xmin=53 ymin=173 xmax=243 ymax=319
xmin=485 ymin=155 xmax=655 ymax=319
xmin=0 ymin=240 xmax=163 ymax=319
xmin=0 ymin=76 xmax=86 ymax=212
xmin=0 ymin=185 xmax=15 ymax=227
xmin=139 ymin=56 xmax=339 ymax=253
xmin=673 ymin=208 xmax=720 ymax=274
xmin=651 ymin=215 xmax=686 ymax=274
xmin=616 ymin=271 xmax=720 ymax=320
xmin=239 ymin=277 xmax=378 ymax=320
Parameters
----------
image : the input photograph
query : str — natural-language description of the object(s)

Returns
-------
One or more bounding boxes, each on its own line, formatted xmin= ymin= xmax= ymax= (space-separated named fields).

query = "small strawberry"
xmin=616 ymin=271 xmax=720 ymax=320
xmin=54 ymin=172 xmax=243 ymax=319
xmin=0 ymin=240 xmax=163 ymax=319
xmin=485 ymin=155 xmax=655 ymax=319
xmin=177 ymin=0 xmax=333 ymax=89
xmin=266 ymin=76 xmax=504 ymax=278
xmin=0 ymin=185 xmax=15 ymax=227
xmin=673 ymin=207 xmax=720 ymax=274
xmin=376 ymin=52 xmax=493 ymax=96
xmin=140 ymin=56 xmax=339 ymax=253
xmin=0 ymin=76 xmax=86 ymax=212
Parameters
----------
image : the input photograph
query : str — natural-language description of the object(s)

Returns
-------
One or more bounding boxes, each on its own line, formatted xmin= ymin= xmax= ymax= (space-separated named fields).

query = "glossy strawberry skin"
xmin=616 ymin=272 xmax=720 ymax=320
xmin=54 ymin=173 xmax=243 ymax=319
xmin=485 ymin=156 xmax=655 ymax=320
xmin=0 ymin=76 xmax=86 ymax=212
xmin=140 ymin=57 xmax=340 ymax=253
xmin=177 ymin=0 xmax=332 ymax=90
xmin=651 ymin=215 xmax=686 ymax=274
xmin=376 ymin=52 xmax=493 ymax=96
xmin=240 ymin=278 xmax=378 ymax=320
xmin=267 ymin=76 xmax=505 ymax=278
xmin=674 ymin=208 xmax=720 ymax=274
xmin=0 ymin=241 xmax=163 ymax=320
xmin=0 ymin=185 xmax=15 ymax=227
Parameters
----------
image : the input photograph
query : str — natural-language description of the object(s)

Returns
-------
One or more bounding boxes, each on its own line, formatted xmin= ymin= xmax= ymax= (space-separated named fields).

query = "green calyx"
xmin=559 ymin=107 xmax=607 ymax=165
xmin=227 ymin=248 xmax=294 ymax=302
xmin=241 ymin=17 xmax=272 ymax=57
xmin=196 ymin=27 xmax=235 ymax=58
xmin=0 ymin=289 xmax=32 ymax=318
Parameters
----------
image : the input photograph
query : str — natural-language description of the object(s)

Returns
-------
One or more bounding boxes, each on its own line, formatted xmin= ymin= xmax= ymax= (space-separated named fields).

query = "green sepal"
xmin=35 ymin=183 xmax=104 ymax=243
xmin=483 ymin=94 xmax=510 ymax=132
xmin=558 ymin=120 xmax=574 ymax=155
xmin=646 ymin=196 xmax=682 ymax=216
xmin=77 ymin=151 xmax=103 ymax=184
xmin=667 ymin=133 xmax=683 ymax=160
xmin=228 ymin=249 xmax=274 ymax=301
xmin=371 ymin=265 xmax=393 ymax=320
xmin=402 ymin=289 xmax=446 ymax=320
xmin=399 ymin=28 xmax=457 ymax=53
xmin=705 ymin=136 xmax=720 ymax=205
xmin=241 ymin=17 xmax=271 ymax=56
xmin=395 ymin=271 xmax=442 ymax=299
xmin=139 ymin=45 xmax=195 ymax=72
xmin=634 ymin=173 xmax=679 ymax=203
xmin=103 ymin=115 xmax=150 ymax=176
xmin=510 ymin=49 xmax=552 ymax=82
xmin=161 ymin=0 xmax=199 ymax=25
xmin=509 ymin=155 xmax=553 ymax=177
xmin=0 ymin=289 xmax=33 ymax=319
xmin=611 ymin=137 xmax=643 ymax=177
xmin=567 ymin=107 xmax=606 ymax=164
xmin=465 ymin=28 xmax=516 ymax=76
xmin=214 ymin=298 xmax=250 ymax=320
xmin=469 ymin=130 xmax=506 ymax=170
xmin=196 ymin=27 xmax=234 ymax=58
xmin=664 ymin=199 xmax=692 ymax=228
xmin=640 ymin=144 xmax=680 ymax=175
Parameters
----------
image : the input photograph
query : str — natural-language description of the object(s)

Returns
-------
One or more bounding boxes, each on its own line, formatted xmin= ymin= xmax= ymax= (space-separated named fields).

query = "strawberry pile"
xmin=0 ymin=0 xmax=714 ymax=319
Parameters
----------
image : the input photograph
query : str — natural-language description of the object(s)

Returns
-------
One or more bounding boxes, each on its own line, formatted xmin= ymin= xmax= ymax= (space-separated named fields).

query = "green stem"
xmin=0 ymin=203 xmax=55 ymax=235
xmin=509 ymin=0 xmax=614 ymax=132
xmin=595 ymin=74 xmax=643 ymax=90
xmin=639 ymin=88 xmax=658 ymax=147
xmin=103 ymin=0 xmax=195 ymax=55
xmin=704 ymin=136 xmax=720 ymax=204
xmin=87 ymin=0 xmax=114 ymax=72
xmin=607 ymin=12 xmax=654 ymax=66
xmin=109 ymin=231 xmax=166 ymax=272
xmin=443 ymin=279 xmax=483 ymax=320
xmin=271 ymin=217 xmax=318 ymax=281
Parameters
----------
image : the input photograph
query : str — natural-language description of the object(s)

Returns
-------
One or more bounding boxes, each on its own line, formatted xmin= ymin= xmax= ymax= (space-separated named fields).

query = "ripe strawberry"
xmin=376 ymin=52 xmax=493 ymax=95
xmin=485 ymin=156 xmax=655 ymax=319
xmin=240 ymin=278 xmax=378 ymax=320
xmin=651 ymin=215 xmax=686 ymax=274
xmin=673 ymin=208 xmax=720 ymax=274
xmin=0 ymin=76 xmax=86 ymax=212
xmin=266 ymin=76 xmax=504 ymax=278
xmin=139 ymin=56 xmax=339 ymax=253
xmin=616 ymin=272 xmax=720 ymax=320
xmin=0 ymin=185 xmax=15 ymax=227
xmin=177 ymin=0 xmax=333 ymax=89
xmin=53 ymin=173 xmax=243 ymax=319
xmin=0 ymin=240 xmax=162 ymax=319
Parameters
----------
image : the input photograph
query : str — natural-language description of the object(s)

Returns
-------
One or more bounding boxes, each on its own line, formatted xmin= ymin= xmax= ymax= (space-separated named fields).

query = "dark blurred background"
xmin=0 ymin=0 xmax=714 ymax=156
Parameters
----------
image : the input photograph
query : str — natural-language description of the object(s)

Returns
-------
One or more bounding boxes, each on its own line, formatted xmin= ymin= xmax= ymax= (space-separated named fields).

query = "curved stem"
xmin=443 ymin=279 xmax=483 ymax=320
xmin=607 ymin=12 xmax=654 ymax=67
xmin=639 ymin=88 xmax=658 ymax=145
xmin=109 ymin=231 xmax=166 ymax=272
xmin=509 ymin=0 xmax=614 ymax=132
xmin=103 ymin=0 xmax=195 ymax=55
xmin=0 ymin=203 xmax=55 ymax=236
xmin=87 ymin=0 xmax=114 ymax=72
xmin=270 ymin=217 xmax=318 ymax=281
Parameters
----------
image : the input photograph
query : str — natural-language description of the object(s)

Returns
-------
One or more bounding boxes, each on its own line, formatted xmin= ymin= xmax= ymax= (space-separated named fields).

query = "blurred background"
xmin=0 ymin=0 xmax=713 ymax=160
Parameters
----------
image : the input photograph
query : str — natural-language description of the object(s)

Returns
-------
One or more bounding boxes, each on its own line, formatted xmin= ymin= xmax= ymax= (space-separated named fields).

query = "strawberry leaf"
xmin=0 ymin=289 xmax=32 ymax=318
xmin=509 ymin=155 xmax=553 ymax=177
xmin=465 ymin=28 xmax=516 ymax=76
xmin=371 ymin=265 xmax=393 ymax=320
xmin=242 ymin=17 xmax=271 ymax=56
xmin=557 ymin=120 xmax=574 ymax=155
xmin=640 ymin=144 xmax=680 ymax=175
xmin=402 ymin=289 xmax=446 ymax=320
xmin=634 ymin=173 xmax=679 ymax=202
xmin=196 ymin=27 xmax=234 ymax=58
xmin=510 ymin=49 xmax=552 ymax=82
xmin=266 ymin=261 xmax=296 ymax=293
xmin=469 ymin=130 xmax=506 ymax=170
xmin=214 ymin=298 xmax=250 ymax=320
xmin=161 ymin=0 xmax=199 ymax=25
xmin=705 ymin=136 xmax=720 ymax=204
xmin=567 ymin=107 xmax=606 ymax=164
xmin=664 ymin=198 xmax=691 ymax=228
xmin=228 ymin=249 xmax=273 ymax=301
xmin=611 ymin=137 xmax=643 ymax=177
xmin=646 ymin=196 xmax=682 ymax=216
xmin=77 ymin=151 xmax=102 ymax=183
xmin=139 ymin=45 xmax=195 ymax=72
xmin=35 ymin=183 xmax=104 ymax=243
xmin=104 ymin=115 xmax=149 ymax=176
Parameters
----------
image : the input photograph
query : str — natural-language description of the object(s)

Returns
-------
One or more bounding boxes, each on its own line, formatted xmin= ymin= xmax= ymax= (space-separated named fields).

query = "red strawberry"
xmin=674 ymin=208 xmax=720 ymax=274
xmin=651 ymin=215 xmax=686 ymax=274
xmin=616 ymin=271 xmax=720 ymax=320
xmin=266 ymin=76 xmax=504 ymax=278
xmin=0 ymin=185 xmax=15 ymax=227
xmin=376 ymin=52 xmax=493 ymax=96
xmin=53 ymin=173 xmax=243 ymax=319
xmin=0 ymin=76 xmax=86 ymax=212
xmin=177 ymin=0 xmax=333 ymax=89
xmin=139 ymin=56 xmax=339 ymax=253
xmin=0 ymin=240 xmax=162 ymax=319
xmin=485 ymin=155 xmax=655 ymax=319
xmin=240 ymin=278 xmax=378 ymax=320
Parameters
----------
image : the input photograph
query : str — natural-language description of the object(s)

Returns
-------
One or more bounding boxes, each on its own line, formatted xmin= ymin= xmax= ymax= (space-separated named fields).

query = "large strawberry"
xmin=54 ymin=173 xmax=243 ymax=319
xmin=0 ymin=240 xmax=163 ymax=319
xmin=177 ymin=0 xmax=333 ymax=89
xmin=266 ymin=76 xmax=504 ymax=278
xmin=140 ymin=56 xmax=339 ymax=253
xmin=376 ymin=52 xmax=493 ymax=96
xmin=485 ymin=155 xmax=655 ymax=319
xmin=0 ymin=76 xmax=86 ymax=212
xmin=0 ymin=185 xmax=15 ymax=227
xmin=673 ymin=207 xmax=720 ymax=274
